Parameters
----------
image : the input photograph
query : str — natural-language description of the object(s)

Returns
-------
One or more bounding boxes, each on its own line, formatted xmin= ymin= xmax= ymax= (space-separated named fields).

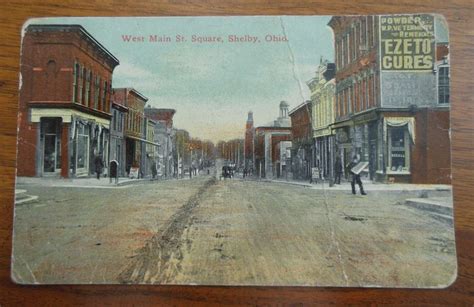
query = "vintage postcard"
xmin=12 ymin=15 xmax=456 ymax=287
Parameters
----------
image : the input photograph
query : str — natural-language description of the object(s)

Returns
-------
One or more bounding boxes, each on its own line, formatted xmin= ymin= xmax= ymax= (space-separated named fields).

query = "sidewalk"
xmin=250 ymin=177 xmax=452 ymax=192
xmin=16 ymin=176 xmax=160 ymax=188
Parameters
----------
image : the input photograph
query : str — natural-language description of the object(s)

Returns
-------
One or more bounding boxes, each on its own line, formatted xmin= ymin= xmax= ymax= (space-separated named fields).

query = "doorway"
xmin=41 ymin=118 xmax=61 ymax=175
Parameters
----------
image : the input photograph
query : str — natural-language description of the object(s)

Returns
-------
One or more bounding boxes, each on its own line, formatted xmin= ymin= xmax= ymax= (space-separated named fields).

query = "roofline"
xmin=113 ymin=87 xmax=148 ymax=102
xmin=112 ymin=101 xmax=129 ymax=112
xmin=144 ymin=108 xmax=177 ymax=115
xmin=26 ymin=24 xmax=120 ymax=66
xmin=255 ymin=126 xmax=292 ymax=130
xmin=327 ymin=16 xmax=338 ymax=29
xmin=289 ymin=100 xmax=311 ymax=116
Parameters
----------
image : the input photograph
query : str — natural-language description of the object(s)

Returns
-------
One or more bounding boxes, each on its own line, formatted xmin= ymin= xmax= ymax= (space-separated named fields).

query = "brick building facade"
xmin=252 ymin=102 xmax=292 ymax=179
xmin=328 ymin=14 xmax=451 ymax=184
xmin=289 ymin=101 xmax=313 ymax=180
xmin=112 ymin=88 xmax=151 ymax=177
xmin=110 ymin=96 xmax=128 ymax=177
xmin=17 ymin=24 xmax=119 ymax=178
xmin=244 ymin=111 xmax=255 ymax=171
xmin=254 ymin=126 xmax=291 ymax=179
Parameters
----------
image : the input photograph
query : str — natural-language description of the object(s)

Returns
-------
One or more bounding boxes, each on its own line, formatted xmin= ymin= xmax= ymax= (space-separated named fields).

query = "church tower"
xmin=244 ymin=111 xmax=254 ymax=169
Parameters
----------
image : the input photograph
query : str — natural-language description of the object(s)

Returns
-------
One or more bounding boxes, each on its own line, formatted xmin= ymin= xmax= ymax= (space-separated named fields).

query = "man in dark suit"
xmin=348 ymin=155 xmax=367 ymax=195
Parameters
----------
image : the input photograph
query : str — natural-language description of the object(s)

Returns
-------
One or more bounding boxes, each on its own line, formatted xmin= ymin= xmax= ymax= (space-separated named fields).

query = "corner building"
xmin=17 ymin=24 xmax=119 ymax=178
xmin=328 ymin=15 xmax=451 ymax=184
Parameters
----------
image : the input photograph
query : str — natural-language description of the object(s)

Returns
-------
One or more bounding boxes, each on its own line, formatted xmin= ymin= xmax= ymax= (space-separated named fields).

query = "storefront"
xmin=39 ymin=118 xmax=62 ymax=176
xmin=376 ymin=116 xmax=415 ymax=183
xmin=30 ymin=108 xmax=111 ymax=178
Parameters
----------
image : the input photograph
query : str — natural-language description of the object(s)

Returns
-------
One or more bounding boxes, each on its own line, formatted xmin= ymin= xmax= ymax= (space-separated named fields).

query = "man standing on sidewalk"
xmin=348 ymin=155 xmax=366 ymax=195
xmin=94 ymin=154 xmax=104 ymax=180
xmin=334 ymin=156 xmax=343 ymax=185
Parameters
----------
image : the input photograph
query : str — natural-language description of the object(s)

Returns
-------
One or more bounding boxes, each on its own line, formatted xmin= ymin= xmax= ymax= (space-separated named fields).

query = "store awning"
xmin=126 ymin=135 xmax=160 ymax=147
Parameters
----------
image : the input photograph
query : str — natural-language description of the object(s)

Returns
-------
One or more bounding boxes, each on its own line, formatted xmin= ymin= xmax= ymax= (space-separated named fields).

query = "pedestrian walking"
xmin=94 ymin=154 xmax=104 ymax=180
xmin=151 ymin=161 xmax=157 ymax=179
xmin=348 ymin=155 xmax=366 ymax=195
xmin=334 ymin=156 xmax=343 ymax=185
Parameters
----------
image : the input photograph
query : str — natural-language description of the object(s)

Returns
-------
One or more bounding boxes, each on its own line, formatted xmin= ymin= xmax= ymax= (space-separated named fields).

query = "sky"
xmin=25 ymin=16 xmax=335 ymax=142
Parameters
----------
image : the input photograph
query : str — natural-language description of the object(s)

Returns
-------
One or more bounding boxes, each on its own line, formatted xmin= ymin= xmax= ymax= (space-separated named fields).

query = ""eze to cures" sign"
xmin=380 ymin=15 xmax=435 ymax=71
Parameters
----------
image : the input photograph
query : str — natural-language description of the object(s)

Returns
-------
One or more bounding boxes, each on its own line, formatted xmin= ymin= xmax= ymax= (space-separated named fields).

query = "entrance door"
xmin=43 ymin=134 xmax=56 ymax=173
xmin=369 ymin=140 xmax=377 ymax=180
xmin=41 ymin=118 xmax=61 ymax=175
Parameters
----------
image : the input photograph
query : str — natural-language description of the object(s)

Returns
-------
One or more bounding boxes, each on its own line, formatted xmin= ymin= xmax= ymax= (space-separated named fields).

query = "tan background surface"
xmin=0 ymin=0 xmax=473 ymax=305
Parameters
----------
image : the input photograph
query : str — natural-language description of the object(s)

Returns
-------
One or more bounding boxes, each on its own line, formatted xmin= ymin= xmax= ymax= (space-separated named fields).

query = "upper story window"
xmin=438 ymin=65 xmax=450 ymax=104
xmin=367 ymin=16 xmax=374 ymax=47
xmin=77 ymin=64 xmax=83 ymax=103
xmin=346 ymin=33 xmax=350 ymax=65
xmin=102 ymin=80 xmax=107 ymax=112
xmin=361 ymin=17 xmax=367 ymax=47
xmin=81 ymin=67 xmax=87 ymax=105
xmin=84 ymin=69 xmax=91 ymax=107
xmin=72 ymin=62 xmax=80 ymax=103
xmin=94 ymin=76 xmax=100 ymax=109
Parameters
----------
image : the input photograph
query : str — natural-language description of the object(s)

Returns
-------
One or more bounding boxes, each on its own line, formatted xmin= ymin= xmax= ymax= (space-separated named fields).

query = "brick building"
xmin=271 ymin=135 xmax=292 ymax=178
xmin=253 ymin=102 xmax=292 ymax=179
xmin=254 ymin=126 xmax=291 ymax=179
xmin=328 ymin=14 xmax=450 ymax=183
xmin=110 ymin=95 xmax=128 ymax=177
xmin=289 ymin=101 xmax=313 ymax=180
xmin=112 ymin=88 xmax=152 ymax=177
xmin=17 ymin=24 xmax=119 ymax=178
xmin=244 ymin=111 xmax=255 ymax=171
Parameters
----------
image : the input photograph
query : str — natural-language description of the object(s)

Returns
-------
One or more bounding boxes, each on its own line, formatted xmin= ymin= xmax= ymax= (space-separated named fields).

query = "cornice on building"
xmin=26 ymin=24 xmax=120 ymax=68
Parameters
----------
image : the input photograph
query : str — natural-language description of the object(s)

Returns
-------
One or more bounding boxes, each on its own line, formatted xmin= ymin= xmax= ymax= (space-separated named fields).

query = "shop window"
xmin=387 ymin=126 xmax=410 ymax=173
xmin=76 ymin=124 xmax=90 ymax=171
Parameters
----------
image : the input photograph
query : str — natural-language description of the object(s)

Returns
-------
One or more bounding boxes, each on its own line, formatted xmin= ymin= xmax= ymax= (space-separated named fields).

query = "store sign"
xmin=380 ymin=14 xmax=435 ymax=71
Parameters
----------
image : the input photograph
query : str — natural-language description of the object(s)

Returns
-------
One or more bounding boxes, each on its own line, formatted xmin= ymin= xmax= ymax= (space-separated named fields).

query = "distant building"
xmin=276 ymin=140 xmax=293 ymax=179
xmin=253 ymin=102 xmax=292 ymax=178
xmin=17 ymin=24 xmax=119 ymax=178
xmin=273 ymin=101 xmax=291 ymax=127
xmin=174 ymin=129 xmax=190 ymax=177
xmin=113 ymin=88 xmax=156 ymax=177
xmin=244 ymin=111 xmax=255 ymax=170
xmin=144 ymin=108 xmax=176 ymax=178
xmin=289 ymin=101 xmax=313 ymax=180
xmin=307 ymin=60 xmax=336 ymax=180
xmin=142 ymin=117 xmax=158 ymax=178
xmin=110 ymin=93 xmax=128 ymax=177
xmin=328 ymin=14 xmax=450 ymax=183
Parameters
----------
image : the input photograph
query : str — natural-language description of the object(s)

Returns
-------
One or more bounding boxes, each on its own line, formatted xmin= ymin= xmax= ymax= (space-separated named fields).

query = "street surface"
xmin=12 ymin=172 xmax=456 ymax=287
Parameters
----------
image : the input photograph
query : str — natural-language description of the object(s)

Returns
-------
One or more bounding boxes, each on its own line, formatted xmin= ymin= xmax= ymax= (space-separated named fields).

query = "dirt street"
xmin=12 ymin=175 xmax=456 ymax=287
